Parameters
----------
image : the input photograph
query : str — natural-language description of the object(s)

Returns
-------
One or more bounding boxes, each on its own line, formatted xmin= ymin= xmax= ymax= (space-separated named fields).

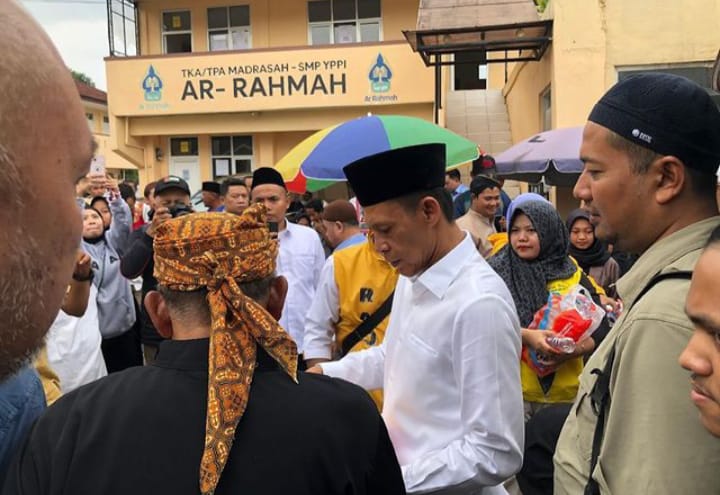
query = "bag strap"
xmin=584 ymin=270 xmax=693 ymax=495
xmin=340 ymin=291 xmax=394 ymax=357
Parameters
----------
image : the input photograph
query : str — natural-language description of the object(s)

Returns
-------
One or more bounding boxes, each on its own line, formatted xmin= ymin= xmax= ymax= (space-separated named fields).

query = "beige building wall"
xmin=108 ymin=0 xmax=433 ymax=193
xmin=501 ymin=0 xmax=720 ymax=216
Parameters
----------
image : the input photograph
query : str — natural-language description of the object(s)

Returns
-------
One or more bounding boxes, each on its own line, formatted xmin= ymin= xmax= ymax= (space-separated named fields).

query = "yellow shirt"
xmin=333 ymin=241 xmax=398 ymax=409
xmin=521 ymin=268 xmax=585 ymax=403
xmin=34 ymin=346 xmax=62 ymax=405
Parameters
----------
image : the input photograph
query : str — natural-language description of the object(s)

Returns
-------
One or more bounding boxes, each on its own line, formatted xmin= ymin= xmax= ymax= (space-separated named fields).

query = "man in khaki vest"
xmin=554 ymin=73 xmax=720 ymax=494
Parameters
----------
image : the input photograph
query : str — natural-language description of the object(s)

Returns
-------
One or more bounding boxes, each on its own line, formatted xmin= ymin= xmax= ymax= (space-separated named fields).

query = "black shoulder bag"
xmin=584 ymin=270 xmax=693 ymax=495
xmin=340 ymin=291 xmax=394 ymax=357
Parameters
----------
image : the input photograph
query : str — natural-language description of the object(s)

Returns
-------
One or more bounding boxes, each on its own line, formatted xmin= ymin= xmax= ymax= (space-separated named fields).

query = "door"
xmin=170 ymin=156 xmax=201 ymax=196
xmin=454 ymin=51 xmax=488 ymax=90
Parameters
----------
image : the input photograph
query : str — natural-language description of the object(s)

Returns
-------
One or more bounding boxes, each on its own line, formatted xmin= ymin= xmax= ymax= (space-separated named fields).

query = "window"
xmin=618 ymin=65 xmax=720 ymax=108
xmin=308 ymin=0 xmax=381 ymax=45
xmin=211 ymin=136 xmax=253 ymax=178
xmin=208 ymin=6 xmax=251 ymax=51
xmin=170 ymin=137 xmax=199 ymax=156
xmin=162 ymin=10 xmax=192 ymax=53
xmin=540 ymin=85 xmax=551 ymax=131
xmin=86 ymin=113 xmax=94 ymax=132
xmin=102 ymin=115 xmax=110 ymax=134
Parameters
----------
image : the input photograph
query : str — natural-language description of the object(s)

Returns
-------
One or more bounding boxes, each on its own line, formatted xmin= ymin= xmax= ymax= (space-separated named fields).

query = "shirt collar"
xmin=617 ymin=216 xmax=720 ymax=305
xmin=466 ymin=208 xmax=494 ymax=226
xmin=335 ymin=232 xmax=366 ymax=252
xmin=154 ymin=338 xmax=281 ymax=372
xmin=412 ymin=233 xmax=478 ymax=299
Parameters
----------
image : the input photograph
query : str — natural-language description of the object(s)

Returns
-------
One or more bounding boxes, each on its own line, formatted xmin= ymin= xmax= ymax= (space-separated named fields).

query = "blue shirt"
xmin=0 ymin=366 xmax=46 ymax=486
xmin=335 ymin=233 xmax=367 ymax=252
xmin=451 ymin=184 xmax=469 ymax=201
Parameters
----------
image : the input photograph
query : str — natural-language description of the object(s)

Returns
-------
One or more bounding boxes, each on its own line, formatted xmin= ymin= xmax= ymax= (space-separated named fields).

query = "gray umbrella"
xmin=495 ymin=127 xmax=584 ymax=186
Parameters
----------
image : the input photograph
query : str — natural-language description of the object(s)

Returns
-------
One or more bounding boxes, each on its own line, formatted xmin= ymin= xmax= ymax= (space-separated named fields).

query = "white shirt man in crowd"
xmin=250 ymin=167 xmax=325 ymax=366
xmin=220 ymin=176 xmax=250 ymax=216
xmin=456 ymin=176 xmax=501 ymax=257
xmin=309 ymin=143 xmax=523 ymax=493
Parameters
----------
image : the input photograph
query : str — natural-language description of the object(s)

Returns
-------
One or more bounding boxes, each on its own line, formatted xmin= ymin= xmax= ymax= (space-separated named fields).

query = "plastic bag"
xmin=522 ymin=285 xmax=606 ymax=377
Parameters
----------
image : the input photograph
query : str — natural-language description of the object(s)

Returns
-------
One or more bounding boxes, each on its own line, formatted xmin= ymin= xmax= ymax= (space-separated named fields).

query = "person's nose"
xmin=679 ymin=334 xmax=712 ymax=376
xmin=573 ymin=169 xmax=592 ymax=202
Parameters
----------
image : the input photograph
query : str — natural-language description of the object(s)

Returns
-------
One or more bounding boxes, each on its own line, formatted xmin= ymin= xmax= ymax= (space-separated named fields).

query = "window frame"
xmin=207 ymin=5 xmax=253 ymax=51
xmin=307 ymin=0 xmax=382 ymax=45
xmin=102 ymin=115 xmax=110 ymax=134
xmin=211 ymin=135 xmax=254 ymax=179
xmin=162 ymin=9 xmax=193 ymax=54
xmin=85 ymin=112 xmax=95 ymax=132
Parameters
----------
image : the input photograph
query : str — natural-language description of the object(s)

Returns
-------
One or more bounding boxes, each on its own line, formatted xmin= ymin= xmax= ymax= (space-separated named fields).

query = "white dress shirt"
xmin=276 ymin=221 xmax=326 ymax=354
xmin=303 ymin=256 xmax=340 ymax=360
xmin=322 ymin=234 xmax=524 ymax=494
xmin=46 ymin=284 xmax=107 ymax=394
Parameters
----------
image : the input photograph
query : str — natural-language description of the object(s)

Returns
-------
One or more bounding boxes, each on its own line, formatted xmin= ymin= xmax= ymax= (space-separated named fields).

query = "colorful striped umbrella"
xmin=276 ymin=115 xmax=480 ymax=193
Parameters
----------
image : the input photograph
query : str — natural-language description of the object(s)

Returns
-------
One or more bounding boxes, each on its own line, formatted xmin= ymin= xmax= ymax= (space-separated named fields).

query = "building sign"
xmin=106 ymin=42 xmax=433 ymax=116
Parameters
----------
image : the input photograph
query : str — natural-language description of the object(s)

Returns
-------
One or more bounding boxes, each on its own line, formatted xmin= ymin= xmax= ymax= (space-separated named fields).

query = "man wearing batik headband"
xmin=4 ymin=205 xmax=405 ymax=495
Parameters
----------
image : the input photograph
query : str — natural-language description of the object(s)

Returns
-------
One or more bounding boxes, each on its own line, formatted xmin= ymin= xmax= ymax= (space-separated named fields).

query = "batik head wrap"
xmin=489 ymin=200 xmax=577 ymax=327
xmin=153 ymin=205 xmax=298 ymax=495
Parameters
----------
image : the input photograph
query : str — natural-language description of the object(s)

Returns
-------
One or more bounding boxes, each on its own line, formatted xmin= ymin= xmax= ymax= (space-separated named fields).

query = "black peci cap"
xmin=588 ymin=73 xmax=720 ymax=173
xmin=342 ymin=143 xmax=446 ymax=207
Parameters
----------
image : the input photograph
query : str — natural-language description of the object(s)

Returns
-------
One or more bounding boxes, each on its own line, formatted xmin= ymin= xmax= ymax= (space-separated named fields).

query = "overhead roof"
xmin=404 ymin=0 xmax=552 ymax=66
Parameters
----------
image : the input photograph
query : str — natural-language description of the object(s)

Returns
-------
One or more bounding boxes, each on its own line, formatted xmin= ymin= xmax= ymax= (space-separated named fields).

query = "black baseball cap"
xmin=154 ymin=176 xmax=191 ymax=196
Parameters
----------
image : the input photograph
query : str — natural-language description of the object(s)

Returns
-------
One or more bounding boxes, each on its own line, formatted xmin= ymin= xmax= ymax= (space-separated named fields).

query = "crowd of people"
xmin=2 ymin=2 xmax=720 ymax=494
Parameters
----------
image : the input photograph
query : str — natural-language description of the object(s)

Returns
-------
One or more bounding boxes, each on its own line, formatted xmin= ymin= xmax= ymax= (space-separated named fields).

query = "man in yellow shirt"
xmin=304 ymin=201 xmax=398 ymax=409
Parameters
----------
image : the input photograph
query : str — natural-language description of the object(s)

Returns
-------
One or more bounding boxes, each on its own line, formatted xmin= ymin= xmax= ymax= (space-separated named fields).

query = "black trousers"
xmin=101 ymin=329 xmax=143 ymax=374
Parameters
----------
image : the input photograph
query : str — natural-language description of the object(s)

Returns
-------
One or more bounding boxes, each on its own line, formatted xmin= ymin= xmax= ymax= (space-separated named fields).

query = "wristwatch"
xmin=72 ymin=269 xmax=94 ymax=283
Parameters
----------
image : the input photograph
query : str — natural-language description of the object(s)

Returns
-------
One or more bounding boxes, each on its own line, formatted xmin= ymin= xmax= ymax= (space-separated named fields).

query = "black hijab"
xmin=489 ymin=200 xmax=577 ymax=327
xmin=566 ymin=209 xmax=611 ymax=273
xmin=83 ymin=205 xmax=106 ymax=244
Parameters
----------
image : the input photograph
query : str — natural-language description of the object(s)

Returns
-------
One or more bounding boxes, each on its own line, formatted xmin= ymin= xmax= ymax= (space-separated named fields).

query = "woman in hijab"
xmin=566 ymin=208 xmax=620 ymax=298
xmin=489 ymin=200 xmax=609 ymax=420
xmin=82 ymin=204 xmax=141 ymax=373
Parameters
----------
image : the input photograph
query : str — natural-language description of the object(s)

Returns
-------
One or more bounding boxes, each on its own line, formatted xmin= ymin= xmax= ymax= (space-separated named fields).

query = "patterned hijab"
xmin=153 ymin=205 xmax=298 ymax=495
xmin=489 ymin=200 xmax=577 ymax=327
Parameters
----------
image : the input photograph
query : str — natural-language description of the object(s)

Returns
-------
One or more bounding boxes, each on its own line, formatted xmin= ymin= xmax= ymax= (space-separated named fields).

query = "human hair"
xmin=90 ymin=196 xmax=109 ymax=209
xmin=220 ymin=176 xmax=248 ymax=196
xmin=157 ymin=276 xmax=275 ymax=326
xmin=470 ymin=177 xmax=501 ymax=197
xmin=446 ymin=169 xmax=461 ymax=181
xmin=306 ymin=199 xmax=324 ymax=213
xmin=144 ymin=181 xmax=157 ymax=199
xmin=118 ymin=183 xmax=135 ymax=201
xmin=395 ymin=187 xmax=454 ymax=223
xmin=606 ymin=130 xmax=716 ymax=198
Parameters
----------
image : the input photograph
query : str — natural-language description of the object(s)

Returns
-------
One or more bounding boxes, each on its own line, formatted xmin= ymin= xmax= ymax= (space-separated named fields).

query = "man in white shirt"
xmin=309 ymin=143 xmax=524 ymax=494
xmin=456 ymin=176 xmax=501 ymax=257
xmin=250 ymin=167 xmax=326 ymax=367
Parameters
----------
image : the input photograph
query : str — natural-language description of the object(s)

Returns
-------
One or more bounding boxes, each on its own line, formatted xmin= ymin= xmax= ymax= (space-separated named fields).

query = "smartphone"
xmin=90 ymin=156 xmax=106 ymax=177
xmin=268 ymin=221 xmax=279 ymax=240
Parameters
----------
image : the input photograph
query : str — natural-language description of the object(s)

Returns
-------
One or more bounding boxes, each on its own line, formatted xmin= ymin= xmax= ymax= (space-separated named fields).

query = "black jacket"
xmin=120 ymin=225 xmax=162 ymax=345
xmin=3 ymin=339 xmax=406 ymax=495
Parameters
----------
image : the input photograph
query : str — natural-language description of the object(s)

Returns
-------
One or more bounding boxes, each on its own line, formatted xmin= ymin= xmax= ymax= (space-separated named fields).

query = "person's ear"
xmin=267 ymin=276 xmax=288 ymax=320
xmin=419 ymin=196 xmax=442 ymax=225
xmin=652 ymin=156 xmax=686 ymax=205
xmin=144 ymin=291 xmax=174 ymax=339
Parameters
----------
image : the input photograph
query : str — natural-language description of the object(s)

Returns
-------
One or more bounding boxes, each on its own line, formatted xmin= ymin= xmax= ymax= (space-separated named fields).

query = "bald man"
xmin=0 ymin=1 xmax=94 ymax=484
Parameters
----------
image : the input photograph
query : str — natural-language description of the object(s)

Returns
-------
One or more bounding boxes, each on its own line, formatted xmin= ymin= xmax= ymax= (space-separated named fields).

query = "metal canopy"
xmin=405 ymin=19 xmax=553 ymax=67
xmin=403 ymin=0 xmax=552 ymax=123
